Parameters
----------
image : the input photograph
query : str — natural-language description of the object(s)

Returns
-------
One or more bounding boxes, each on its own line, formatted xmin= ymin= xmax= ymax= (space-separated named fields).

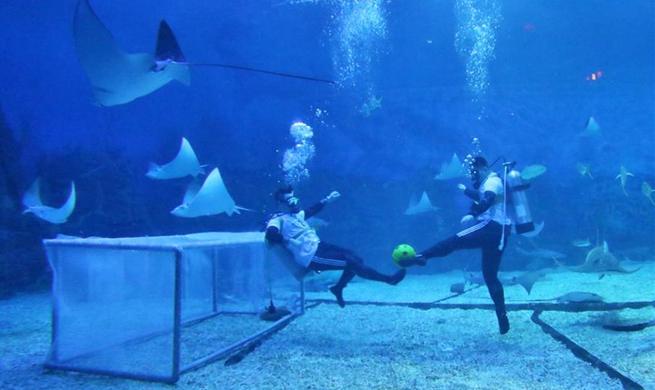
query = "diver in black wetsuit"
xmin=265 ymin=186 xmax=406 ymax=308
xmin=400 ymin=157 xmax=512 ymax=334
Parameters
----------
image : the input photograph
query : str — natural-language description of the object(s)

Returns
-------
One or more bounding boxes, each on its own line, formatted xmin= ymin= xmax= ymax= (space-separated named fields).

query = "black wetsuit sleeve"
xmin=304 ymin=202 xmax=325 ymax=219
xmin=463 ymin=188 xmax=480 ymax=201
xmin=265 ymin=226 xmax=283 ymax=243
xmin=469 ymin=190 xmax=496 ymax=217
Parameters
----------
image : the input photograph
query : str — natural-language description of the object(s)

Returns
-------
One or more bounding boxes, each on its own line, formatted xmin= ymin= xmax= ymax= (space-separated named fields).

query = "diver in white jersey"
xmin=266 ymin=186 xmax=406 ymax=308
xmin=400 ymin=157 xmax=512 ymax=335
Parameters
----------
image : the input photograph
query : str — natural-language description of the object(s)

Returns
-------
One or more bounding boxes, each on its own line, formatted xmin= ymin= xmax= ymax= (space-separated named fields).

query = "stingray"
xmin=22 ymin=178 xmax=76 ymax=224
xmin=555 ymin=241 xmax=641 ymax=275
xmin=464 ymin=270 xmax=545 ymax=295
xmin=146 ymin=138 xmax=204 ymax=179
xmin=74 ymin=0 xmax=190 ymax=106
xmin=555 ymin=291 xmax=604 ymax=303
xmin=171 ymin=168 xmax=249 ymax=218
xmin=511 ymin=270 xmax=547 ymax=294
xmin=404 ymin=191 xmax=439 ymax=215
xmin=434 ymin=153 xmax=466 ymax=180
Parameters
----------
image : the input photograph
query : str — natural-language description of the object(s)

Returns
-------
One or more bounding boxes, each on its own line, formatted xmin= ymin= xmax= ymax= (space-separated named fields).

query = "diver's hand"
xmin=457 ymin=183 xmax=466 ymax=192
xmin=322 ymin=191 xmax=341 ymax=204
xmin=460 ymin=214 xmax=474 ymax=224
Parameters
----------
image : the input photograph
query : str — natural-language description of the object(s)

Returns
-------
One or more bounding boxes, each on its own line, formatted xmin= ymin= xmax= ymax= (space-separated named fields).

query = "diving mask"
xmin=283 ymin=193 xmax=299 ymax=207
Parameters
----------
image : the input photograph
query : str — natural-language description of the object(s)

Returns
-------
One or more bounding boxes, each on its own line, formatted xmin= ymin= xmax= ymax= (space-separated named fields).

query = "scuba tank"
xmin=506 ymin=169 xmax=535 ymax=234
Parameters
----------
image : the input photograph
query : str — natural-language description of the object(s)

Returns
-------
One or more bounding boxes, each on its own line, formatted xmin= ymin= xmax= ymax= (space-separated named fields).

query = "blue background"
xmin=0 ymin=0 xmax=653 ymax=294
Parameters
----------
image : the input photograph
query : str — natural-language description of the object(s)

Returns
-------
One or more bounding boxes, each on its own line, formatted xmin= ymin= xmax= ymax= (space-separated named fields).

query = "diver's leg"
xmin=312 ymin=243 xmax=355 ymax=308
xmin=481 ymin=223 xmax=510 ymax=334
xmin=313 ymin=243 xmax=405 ymax=307
xmin=402 ymin=221 xmax=490 ymax=267
xmin=343 ymin=252 xmax=406 ymax=285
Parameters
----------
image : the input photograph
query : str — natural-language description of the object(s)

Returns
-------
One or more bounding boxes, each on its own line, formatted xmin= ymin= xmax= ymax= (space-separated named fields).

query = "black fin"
xmin=155 ymin=20 xmax=186 ymax=63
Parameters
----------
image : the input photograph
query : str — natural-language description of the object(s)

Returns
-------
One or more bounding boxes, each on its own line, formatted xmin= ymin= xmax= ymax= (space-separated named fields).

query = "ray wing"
xmin=171 ymin=168 xmax=236 ymax=218
xmin=24 ymin=182 xmax=76 ymax=224
xmin=22 ymin=178 xmax=43 ymax=208
xmin=147 ymin=138 xmax=202 ymax=179
xmin=405 ymin=191 xmax=437 ymax=215
xmin=435 ymin=153 xmax=465 ymax=180
xmin=73 ymin=0 xmax=189 ymax=106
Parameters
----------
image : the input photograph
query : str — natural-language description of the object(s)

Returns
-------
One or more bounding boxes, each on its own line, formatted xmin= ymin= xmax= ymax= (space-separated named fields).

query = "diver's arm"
xmin=265 ymin=226 xmax=284 ymax=244
xmin=304 ymin=202 xmax=325 ymax=219
xmin=469 ymin=190 xmax=497 ymax=217
xmin=458 ymin=183 xmax=480 ymax=201
xmin=305 ymin=191 xmax=340 ymax=219
xmin=463 ymin=188 xmax=480 ymax=201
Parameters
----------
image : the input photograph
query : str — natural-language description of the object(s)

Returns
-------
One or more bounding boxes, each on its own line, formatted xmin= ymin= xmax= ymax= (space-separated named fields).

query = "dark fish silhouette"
xmin=555 ymin=292 xmax=604 ymax=303
xmin=603 ymin=320 xmax=655 ymax=332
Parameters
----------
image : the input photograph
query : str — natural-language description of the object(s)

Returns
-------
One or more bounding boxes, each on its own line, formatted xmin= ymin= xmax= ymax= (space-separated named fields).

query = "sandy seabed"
xmin=1 ymin=260 xmax=654 ymax=390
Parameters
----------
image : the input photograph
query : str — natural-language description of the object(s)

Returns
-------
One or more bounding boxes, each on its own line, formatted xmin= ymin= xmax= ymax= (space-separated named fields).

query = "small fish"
xmin=450 ymin=282 xmax=466 ymax=293
xmin=360 ymin=96 xmax=382 ymax=117
xmin=516 ymin=247 xmax=566 ymax=259
xmin=580 ymin=117 xmax=601 ymax=136
xmin=641 ymin=181 xmax=655 ymax=205
xmin=615 ymin=165 xmax=634 ymax=197
xmin=520 ymin=165 xmax=547 ymax=181
xmin=576 ymin=162 xmax=593 ymax=179
xmin=571 ymin=239 xmax=591 ymax=248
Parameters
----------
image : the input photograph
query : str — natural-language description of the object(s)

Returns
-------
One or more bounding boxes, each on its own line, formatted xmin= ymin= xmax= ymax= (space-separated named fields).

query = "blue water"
xmin=0 ymin=0 xmax=653 ymax=294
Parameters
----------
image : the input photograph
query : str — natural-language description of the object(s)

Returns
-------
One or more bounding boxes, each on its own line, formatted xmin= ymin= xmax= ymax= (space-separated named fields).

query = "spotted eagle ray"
xmin=75 ymin=0 xmax=333 ymax=107
xmin=555 ymin=241 xmax=641 ymax=276
xmin=74 ymin=0 xmax=190 ymax=107
xmin=22 ymin=178 xmax=76 ymax=224
xmin=434 ymin=153 xmax=466 ymax=180
xmin=404 ymin=191 xmax=439 ymax=215
xmin=171 ymin=168 xmax=249 ymax=218
xmin=146 ymin=138 xmax=204 ymax=179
